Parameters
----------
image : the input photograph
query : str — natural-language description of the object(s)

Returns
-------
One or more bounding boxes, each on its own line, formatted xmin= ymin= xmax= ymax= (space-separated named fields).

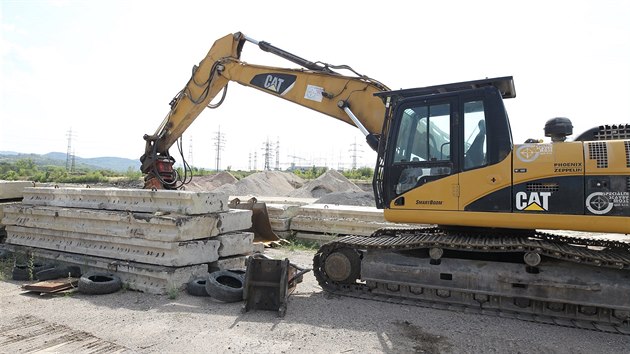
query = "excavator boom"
xmin=140 ymin=32 xmax=388 ymax=189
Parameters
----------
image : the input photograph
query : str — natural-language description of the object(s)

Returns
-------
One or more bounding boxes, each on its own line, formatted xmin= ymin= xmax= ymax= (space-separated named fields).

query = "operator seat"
xmin=465 ymin=120 xmax=486 ymax=169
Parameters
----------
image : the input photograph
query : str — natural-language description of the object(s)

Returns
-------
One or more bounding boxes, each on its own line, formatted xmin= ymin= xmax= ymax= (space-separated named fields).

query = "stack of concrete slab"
xmin=2 ymin=187 xmax=256 ymax=294
xmin=290 ymin=204 xmax=424 ymax=244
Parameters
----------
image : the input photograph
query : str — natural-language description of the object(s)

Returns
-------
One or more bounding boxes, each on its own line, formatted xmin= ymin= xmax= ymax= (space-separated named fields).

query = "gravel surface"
xmin=1 ymin=248 xmax=629 ymax=353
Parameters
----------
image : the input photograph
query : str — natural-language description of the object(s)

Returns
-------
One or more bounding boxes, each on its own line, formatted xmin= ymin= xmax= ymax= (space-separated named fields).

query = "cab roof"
xmin=375 ymin=76 xmax=516 ymax=100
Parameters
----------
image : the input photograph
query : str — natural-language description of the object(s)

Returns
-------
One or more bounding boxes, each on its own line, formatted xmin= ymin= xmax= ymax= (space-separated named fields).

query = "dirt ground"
xmin=1 ymin=247 xmax=629 ymax=354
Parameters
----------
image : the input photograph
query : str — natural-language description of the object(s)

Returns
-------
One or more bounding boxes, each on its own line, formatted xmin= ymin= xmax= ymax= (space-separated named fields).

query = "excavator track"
xmin=313 ymin=228 xmax=630 ymax=335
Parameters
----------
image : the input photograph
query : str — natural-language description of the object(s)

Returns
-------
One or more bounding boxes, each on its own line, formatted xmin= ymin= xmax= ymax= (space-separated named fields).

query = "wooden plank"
xmin=22 ymin=278 xmax=79 ymax=293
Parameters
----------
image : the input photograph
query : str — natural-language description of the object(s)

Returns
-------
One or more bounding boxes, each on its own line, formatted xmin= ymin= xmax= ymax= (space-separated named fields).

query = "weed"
xmin=167 ymin=284 xmax=179 ymax=299
xmin=121 ymin=282 xmax=130 ymax=292
xmin=0 ymin=257 xmax=12 ymax=281
xmin=27 ymin=253 xmax=34 ymax=281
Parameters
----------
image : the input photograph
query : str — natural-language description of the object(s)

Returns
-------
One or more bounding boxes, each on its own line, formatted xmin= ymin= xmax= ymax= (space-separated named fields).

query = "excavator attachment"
xmin=228 ymin=197 xmax=288 ymax=247
xmin=242 ymin=253 xmax=310 ymax=317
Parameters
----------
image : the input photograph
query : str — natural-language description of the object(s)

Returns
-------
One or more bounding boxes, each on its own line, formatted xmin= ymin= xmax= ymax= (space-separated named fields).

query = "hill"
xmin=0 ymin=152 xmax=140 ymax=172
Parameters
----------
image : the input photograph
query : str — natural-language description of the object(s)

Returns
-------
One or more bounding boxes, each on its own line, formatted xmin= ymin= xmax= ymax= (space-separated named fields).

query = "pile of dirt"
xmin=289 ymin=170 xmax=364 ymax=198
xmin=185 ymin=172 xmax=238 ymax=192
xmin=214 ymin=171 xmax=304 ymax=196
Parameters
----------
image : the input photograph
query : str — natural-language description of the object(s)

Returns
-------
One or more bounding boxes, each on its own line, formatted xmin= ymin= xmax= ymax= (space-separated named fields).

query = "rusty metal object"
xmin=229 ymin=197 xmax=288 ymax=247
xmin=22 ymin=278 xmax=79 ymax=294
xmin=242 ymin=254 xmax=310 ymax=317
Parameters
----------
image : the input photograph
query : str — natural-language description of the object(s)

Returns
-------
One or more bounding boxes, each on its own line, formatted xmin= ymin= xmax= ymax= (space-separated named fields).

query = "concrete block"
xmin=22 ymin=187 xmax=229 ymax=214
xmin=216 ymin=232 xmax=254 ymax=257
xmin=6 ymin=225 xmax=220 ymax=267
xmin=2 ymin=204 xmax=252 ymax=242
xmin=5 ymin=244 xmax=207 ymax=295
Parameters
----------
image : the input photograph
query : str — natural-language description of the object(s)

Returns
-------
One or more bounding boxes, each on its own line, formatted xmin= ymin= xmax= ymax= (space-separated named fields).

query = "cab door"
xmin=457 ymin=92 xmax=513 ymax=212
xmin=385 ymin=95 xmax=460 ymax=211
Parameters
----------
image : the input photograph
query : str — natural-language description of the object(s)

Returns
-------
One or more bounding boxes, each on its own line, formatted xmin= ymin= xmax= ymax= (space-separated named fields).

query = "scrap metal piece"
xmin=22 ymin=278 xmax=79 ymax=294
xmin=229 ymin=197 xmax=288 ymax=247
xmin=242 ymin=254 xmax=310 ymax=317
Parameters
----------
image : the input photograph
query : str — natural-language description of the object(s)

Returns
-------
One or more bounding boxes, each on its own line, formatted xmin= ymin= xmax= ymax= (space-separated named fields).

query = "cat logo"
xmin=515 ymin=191 xmax=551 ymax=211
xmin=250 ymin=73 xmax=296 ymax=96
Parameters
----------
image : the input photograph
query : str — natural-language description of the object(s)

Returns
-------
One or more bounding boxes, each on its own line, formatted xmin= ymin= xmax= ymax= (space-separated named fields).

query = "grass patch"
xmin=283 ymin=237 xmax=321 ymax=251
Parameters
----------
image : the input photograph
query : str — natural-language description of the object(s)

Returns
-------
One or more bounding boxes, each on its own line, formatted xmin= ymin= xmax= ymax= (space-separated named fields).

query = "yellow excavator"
xmin=141 ymin=32 xmax=630 ymax=333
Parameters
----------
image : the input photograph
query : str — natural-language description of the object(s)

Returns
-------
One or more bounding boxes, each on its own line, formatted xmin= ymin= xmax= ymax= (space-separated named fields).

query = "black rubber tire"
xmin=204 ymin=270 xmax=244 ymax=303
xmin=36 ymin=265 xmax=82 ymax=281
xmin=78 ymin=272 xmax=122 ymax=295
xmin=186 ymin=277 xmax=210 ymax=297
xmin=11 ymin=265 xmax=31 ymax=281
xmin=12 ymin=263 xmax=53 ymax=281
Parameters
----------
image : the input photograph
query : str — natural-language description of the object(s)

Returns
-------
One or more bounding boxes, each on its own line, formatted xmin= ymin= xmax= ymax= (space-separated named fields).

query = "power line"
xmin=65 ymin=128 xmax=77 ymax=172
xmin=275 ymin=137 xmax=280 ymax=171
xmin=188 ymin=135 xmax=194 ymax=167
xmin=262 ymin=138 xmax=273 ymax=171
xmin=349 ymin=137 xmax=363 ymax=169
xmin=213 ymin=126 xmax=225 ymax=171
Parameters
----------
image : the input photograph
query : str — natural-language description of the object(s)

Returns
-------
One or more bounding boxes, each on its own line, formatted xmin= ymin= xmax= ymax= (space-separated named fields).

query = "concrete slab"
xmin=296 ymin=204 xmax=387 ymax=222
xmin=22 ymin=187 xmax=229 ymax=214
xmin=0 ymin=180 xmax=34 ymax=200
xmin=230 ymin=196 xmax=317 ymax=206
xmin=290 ymin=215 xmax=392 ymax=236
xmin=2 ymin=204 xmax=252 ymax=242
xmin=293 ymin=232 xmax=336 ymax=245
xmin=5 ymin=244 xmax=207 ymax=295
xmin=6 ymin=225 xmax=220 ymax=267
xmin=265 ymin=203 xmax=302 ymax=219
xmin=216 ymin=232 xmax=254 ymax=257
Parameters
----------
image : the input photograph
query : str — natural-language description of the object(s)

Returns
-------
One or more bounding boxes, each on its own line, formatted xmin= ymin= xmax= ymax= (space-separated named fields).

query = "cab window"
xmin=393 ymin=104 xmax=450 ymax=163
xmin=463 ymin=100 xmax=486 ymax=170
xmin=392 ymin=103 xmax=451 ymax=195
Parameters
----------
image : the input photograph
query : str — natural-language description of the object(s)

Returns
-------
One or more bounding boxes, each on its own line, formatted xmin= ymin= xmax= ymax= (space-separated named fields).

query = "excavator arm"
xmin=141 ymin=32 xmax=389 ymax=189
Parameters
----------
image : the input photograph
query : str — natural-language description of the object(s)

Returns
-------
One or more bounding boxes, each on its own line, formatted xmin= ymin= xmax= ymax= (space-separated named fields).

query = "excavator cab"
xmin=374 ymin=76 xmax=628 ymax=233
xmin=375 ymin=77 xmax=515 ymax=213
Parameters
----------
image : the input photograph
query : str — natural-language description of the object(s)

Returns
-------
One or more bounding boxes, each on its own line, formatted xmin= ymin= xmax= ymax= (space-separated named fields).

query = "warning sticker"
xmin=304 ymin=85 xmax=324 ymax=102
xmin=516 ymin=144 xmax=553 ymax=163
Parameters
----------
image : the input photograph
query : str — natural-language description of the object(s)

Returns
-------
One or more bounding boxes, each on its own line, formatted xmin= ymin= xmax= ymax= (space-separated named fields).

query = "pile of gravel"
xmin=288 ymin=170 xmax=363 ymax=198
xmin=214 ymin=171 xmax=304 ymax=196
xmin=314 ymin=191 xmax=376 ymax=206
xmin=185 ymin=172 xmax=238 ymax=191
xmin=181 ymin=169 xmax=376 ymax=205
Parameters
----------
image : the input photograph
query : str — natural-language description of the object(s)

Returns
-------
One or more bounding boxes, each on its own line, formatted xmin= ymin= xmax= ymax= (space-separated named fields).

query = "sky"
xmin=1 ymin=0 xmax=629 ymax=171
